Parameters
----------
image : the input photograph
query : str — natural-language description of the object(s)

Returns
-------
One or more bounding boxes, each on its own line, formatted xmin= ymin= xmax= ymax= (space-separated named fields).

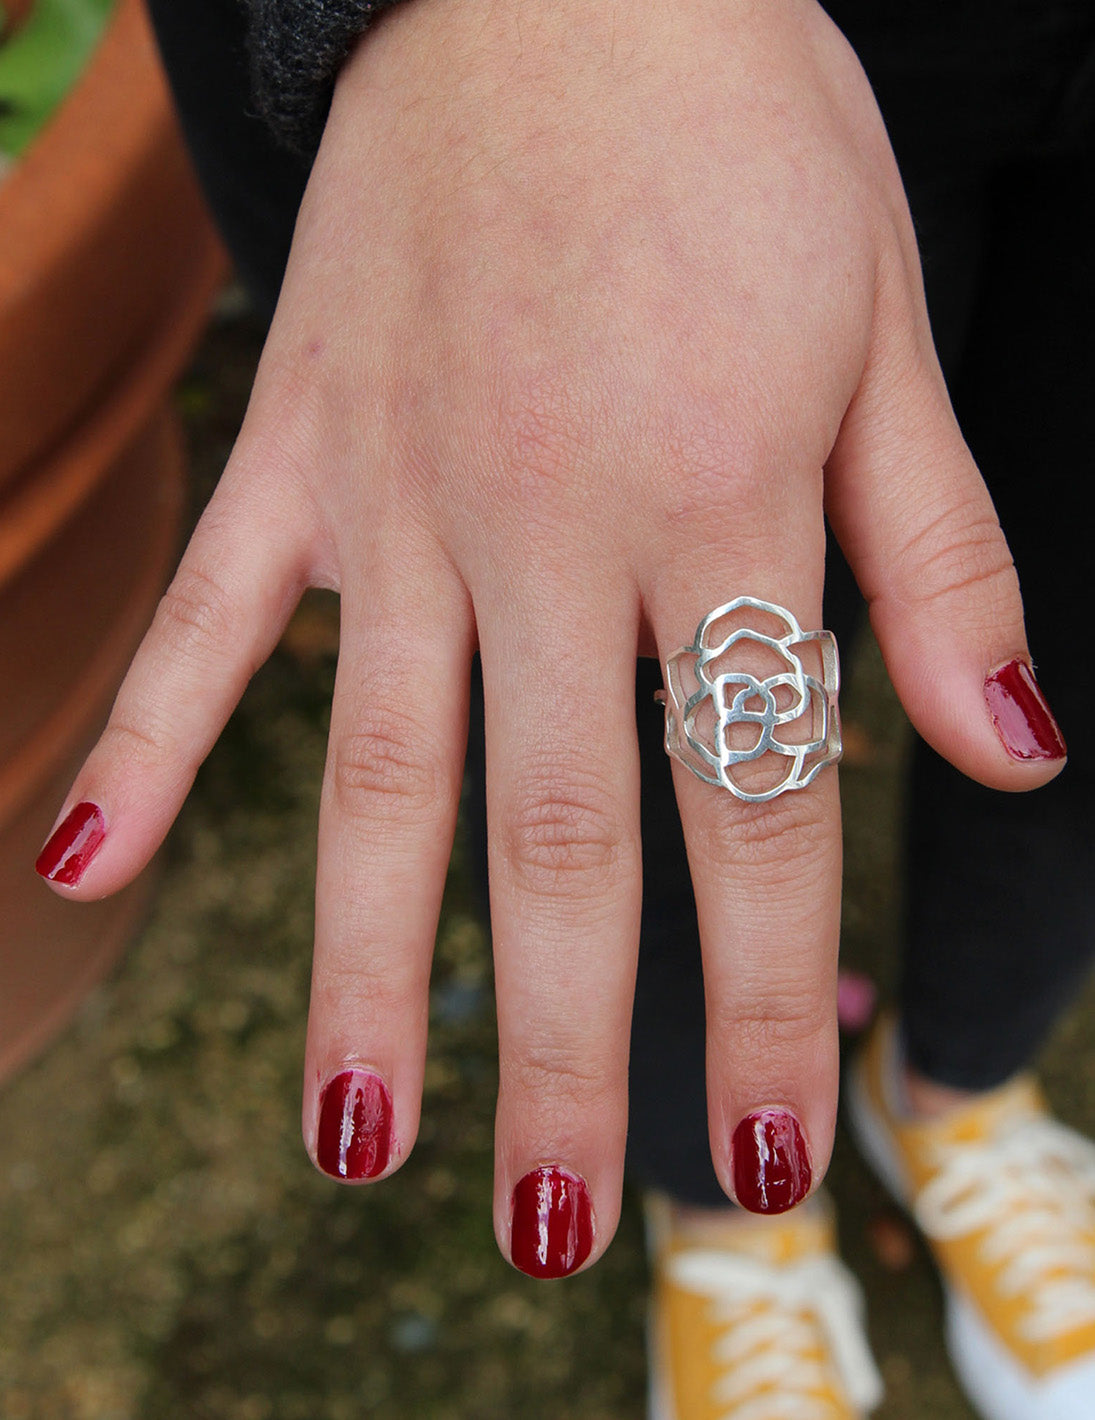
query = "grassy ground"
xmin=2 ymin=303 xmax=1092 ymax=1419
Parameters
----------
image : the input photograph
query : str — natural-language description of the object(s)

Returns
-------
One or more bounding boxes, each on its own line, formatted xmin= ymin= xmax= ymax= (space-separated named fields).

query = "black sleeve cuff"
xmin=242 ymin=0 xmax=404 ymax=158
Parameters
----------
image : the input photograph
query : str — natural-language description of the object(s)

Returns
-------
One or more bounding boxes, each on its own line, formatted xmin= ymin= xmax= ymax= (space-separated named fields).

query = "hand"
xmin=38 ymin=0 xmax=1064 ymax=1275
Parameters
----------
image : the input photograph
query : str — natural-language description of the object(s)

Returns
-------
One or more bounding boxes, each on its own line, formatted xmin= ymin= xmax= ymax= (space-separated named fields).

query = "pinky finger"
xmin=34 ymin=464 xmax=318 ymax=898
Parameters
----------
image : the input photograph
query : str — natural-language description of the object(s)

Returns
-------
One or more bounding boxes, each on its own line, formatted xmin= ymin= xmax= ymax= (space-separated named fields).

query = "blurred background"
xmin=2 ymin=4 xmax=1093 ymax=1417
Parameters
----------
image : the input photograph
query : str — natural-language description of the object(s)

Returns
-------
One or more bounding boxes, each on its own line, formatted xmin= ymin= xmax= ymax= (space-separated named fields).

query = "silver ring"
xmin=658 ymin=596 xmax=842 ymax=802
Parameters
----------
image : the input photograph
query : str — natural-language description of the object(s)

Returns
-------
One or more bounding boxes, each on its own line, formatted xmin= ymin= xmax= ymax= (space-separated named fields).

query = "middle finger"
xmin=477 ymin=552 xmax=643 ymax=1278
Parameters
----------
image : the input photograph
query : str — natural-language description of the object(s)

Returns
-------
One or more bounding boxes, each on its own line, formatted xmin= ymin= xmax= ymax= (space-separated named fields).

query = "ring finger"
xmin=649 ymin=489 xmax=841 ymax=1212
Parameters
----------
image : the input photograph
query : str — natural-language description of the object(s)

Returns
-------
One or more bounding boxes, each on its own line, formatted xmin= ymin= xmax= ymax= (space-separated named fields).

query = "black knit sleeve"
xmin=242 ymin=0 xmax=405 ymax=158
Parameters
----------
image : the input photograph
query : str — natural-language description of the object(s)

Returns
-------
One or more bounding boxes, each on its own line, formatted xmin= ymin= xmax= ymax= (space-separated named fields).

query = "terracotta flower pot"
xmin=0 ymin=0 xmax=227 ymax=1081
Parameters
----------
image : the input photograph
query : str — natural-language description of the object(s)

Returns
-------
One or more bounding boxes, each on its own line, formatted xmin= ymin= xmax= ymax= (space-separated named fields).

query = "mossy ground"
xmin=2 ymin=303 xmax=1092 ymax=1419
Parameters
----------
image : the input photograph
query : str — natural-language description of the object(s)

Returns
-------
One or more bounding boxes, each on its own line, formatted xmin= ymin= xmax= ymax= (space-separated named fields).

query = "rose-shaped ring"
xmin=658 ymin=596 xmax=842 ymax=802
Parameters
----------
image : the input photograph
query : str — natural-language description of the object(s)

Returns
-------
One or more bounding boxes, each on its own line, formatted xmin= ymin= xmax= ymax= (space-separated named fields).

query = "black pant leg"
xmin=899 ymin=143 xmax=1095 ymax=1088
xmin=626 ymin=659 xmax=720 ymax=1204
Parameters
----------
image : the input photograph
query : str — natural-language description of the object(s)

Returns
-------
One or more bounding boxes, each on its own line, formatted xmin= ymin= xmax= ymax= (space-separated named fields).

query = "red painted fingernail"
xmin=984 ymin=659 xmax=1067 ymax=762
xmin=35 ymin=802 xmax=106 ymax=886
xmin=316 ymin=1070 xmax=392 ymax=1180
xmin=732 ymin=1109 xmax=812 ymax=1214
xmin=511 ymin=1166 xmax=593 ymax=1279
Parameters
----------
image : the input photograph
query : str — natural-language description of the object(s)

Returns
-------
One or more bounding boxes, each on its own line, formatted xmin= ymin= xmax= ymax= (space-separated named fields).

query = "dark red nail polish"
xmin=984 ymin=659 xmax=1067 ymax=762
xmin=511 ymin=1166 xmax=593 ymax=1279
xmin=732 ymin=1109 xmax=812 ymax=1214
xmin=316 ymin=1070 xmax=392 ymax=1180
xmin=35 ymin=802 xmax=106 ymax=886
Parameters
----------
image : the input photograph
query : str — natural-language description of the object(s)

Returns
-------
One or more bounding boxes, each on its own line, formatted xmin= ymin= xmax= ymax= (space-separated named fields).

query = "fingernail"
xmin=316 ymin=1070 xmax=392 ymax=1180
xmin=984 ymin=659 xmax=1067 ymax=762
xmin=510 ymin=1166 xmax=593 ymax=1279
xmin=35 ymin=801 xmax=106 ymax=885
xmin=732 ymin=1109 xmax=812 ymax=1214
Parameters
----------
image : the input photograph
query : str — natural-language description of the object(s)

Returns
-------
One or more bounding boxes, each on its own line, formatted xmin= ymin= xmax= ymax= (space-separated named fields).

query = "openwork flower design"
xmin=661 ymin=597 xmax=842 ymax=801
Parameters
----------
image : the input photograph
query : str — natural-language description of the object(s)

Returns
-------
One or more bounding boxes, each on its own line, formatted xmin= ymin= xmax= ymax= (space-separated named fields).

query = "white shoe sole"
xmin=646 ymin=1303 xmax=676 ymax=1420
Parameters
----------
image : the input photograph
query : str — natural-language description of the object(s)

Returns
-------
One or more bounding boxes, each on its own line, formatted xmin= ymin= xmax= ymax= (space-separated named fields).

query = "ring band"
xmin=658 ymin=596 xmax=842 ymax=802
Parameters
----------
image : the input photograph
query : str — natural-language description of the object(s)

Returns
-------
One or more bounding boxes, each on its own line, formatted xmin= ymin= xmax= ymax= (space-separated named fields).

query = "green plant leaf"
xmin=0 ymin=0 xmax=115 ymax=162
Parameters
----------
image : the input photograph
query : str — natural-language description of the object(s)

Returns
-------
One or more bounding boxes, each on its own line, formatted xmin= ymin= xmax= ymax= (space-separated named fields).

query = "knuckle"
xmin=491 ymin=372 xmax=594 ymax=508
xmin=712 ymin=984 xmax=830 ymax=1058
xmin=661 ymin=414 xmax=778 ymax=530
xmin=507 ymin=1037 xmax=616 ymax=1110
xmin=502 ymin=768 xmax=627 ymax=897
xmin=900 ymin=503 xmax=1018 ymax=614
xmin=99 ymin=712 xmax=178 ymax=771
xmin=153 ymin=564 xmax=237 ymax=664
xmin=702 ymin=791 xmax=831 ymax=881
xmin=330 ymin=712 xmax=442 ymax=823
xmin=313 ymin=956 xmax=419 ymax=1019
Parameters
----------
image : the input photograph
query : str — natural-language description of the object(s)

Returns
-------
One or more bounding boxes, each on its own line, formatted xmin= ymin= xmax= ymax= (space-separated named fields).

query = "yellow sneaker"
xmin=645 ymin=1191 xmax=884 ymax=1419
xmin=848 ymin=1012 xmax=1095 ymax=1420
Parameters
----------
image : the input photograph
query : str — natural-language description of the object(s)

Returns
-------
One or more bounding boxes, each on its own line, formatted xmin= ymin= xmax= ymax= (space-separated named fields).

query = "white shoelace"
xmin=915 ymin=1112 xmax=1095 ymax=1343
xmin=668 ymin=1247 xmax=885 ymax=1419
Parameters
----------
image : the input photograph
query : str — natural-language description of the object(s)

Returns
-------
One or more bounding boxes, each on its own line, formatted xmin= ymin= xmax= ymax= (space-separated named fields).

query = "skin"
xmin=43 ymin=0 xmax=1062 ymax=1272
